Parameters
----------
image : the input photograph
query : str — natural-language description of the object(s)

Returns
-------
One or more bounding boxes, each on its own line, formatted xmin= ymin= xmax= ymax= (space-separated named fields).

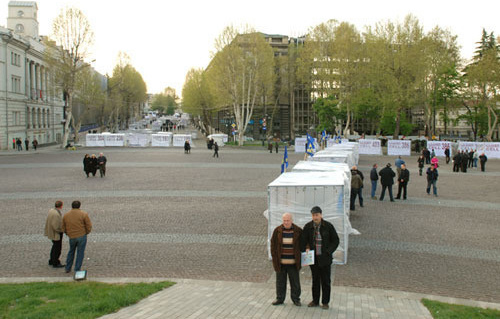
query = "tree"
xmin=312 ymin=95 xmax=345 ymax=133
xmin=72 ymin=67 xmax=106 ymax=142
xmin=151 ymin=93 xmax=176 ymax=115
xmin=209 ymin=26 xmax=275 ymax=146
xmin=108 ymin=53 xmax=147 ymax=131
xmin=44 ymin=6 xmax=94 ymax=147
xmin=182 ymin=68 xmax=216 ymax=135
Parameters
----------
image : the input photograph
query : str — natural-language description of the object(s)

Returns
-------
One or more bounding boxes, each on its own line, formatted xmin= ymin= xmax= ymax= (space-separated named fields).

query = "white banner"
xmin=151 ymin=134 xmax=172 ymax=147
xmin=86 ymin=134 xmax=105 ymax=147
xmin=173 ymin=134 xmax=193 ymax=147
xmin=295 ymin=137 xmax=318 ymax=153
xmin=426 ymin=141 xmax=452 ymax=157
xmin=387 ymin=140 xmax=411 ymax=156
xmin=104 ymin=134 xmax=125 ymax=147
xmin=358 ymin=139 xmax=382 ymax=155
xmin=458 ymin=141 xmax=500 ymax=158
xmin=127 ymin=133 xmax=150 ymax=147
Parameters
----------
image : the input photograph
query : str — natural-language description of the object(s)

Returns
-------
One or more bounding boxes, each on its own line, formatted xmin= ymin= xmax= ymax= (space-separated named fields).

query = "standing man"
xmin=275 ymin=140 xmax=279 ymax=153
xmin=379 ymin=163 xmax=396 ymax=202
xmin=452 ymin=151 xmax=461 ymax=172
xmin=32 ymin=138 xmax=38 ymax=150
xmin=62 ymin=201 xmax=92 ymax=273
xmin=350 ymin=170 xmax=363 ymax=210
xmin=394 ymin=156 xmax=405 ymax=180
xmin=16 ymin=138 xmax=22 ymax=151
xmin=24 ymin=137 xmax=29 ymax=151
xmin=370 ymin=163 xmax=378 ymax=199
xmin=444 ymin=147 xmax=450 ymax=164
xmin=479 ymin=153 xmax=488 ymax=172
xmin=426 ymin=164 xmax=439 ymax=196
xmin=460 ymin=151 xmax=468 ymax=173
xmin=350 ymin=166 xmax=364 ymax=207
xmin=301 ymin=206 xmax=339 ymax=310
xmin=97 ymin=152 xmax=107 ymax=178
xmin=395 ymin=164 xmax=410 ymax=200
xmin=44 ymin=200 xmax=65 ymax=268
xmin=270 ymin=213 xmax=302 ymax=307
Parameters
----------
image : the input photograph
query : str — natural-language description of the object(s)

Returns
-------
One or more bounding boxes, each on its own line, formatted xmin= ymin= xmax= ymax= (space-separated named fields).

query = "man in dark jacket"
xmin=444 ymin=147 xmax=450 ymax=164
xmin=350 ymin=170 xmax=363 ymax=210
xmin=479 ymin=153 xmax=488 ymax=172
xmin=270 ymin=213 xmax=302 ymax=307
xmin=395 ymin=164 xmax=410 ymax=200
xmin=460 ymin=151 xmax=468 ymax=173
xmin=379 ymin=163 xmax=396 ymax=202
xmin=350 ymin=166 xmax=364 ymax=207
xmin=452 ymin=152 xmax=461 ymax=172
xmin=426 ymin=164 xmax=439 ymax=196
xmin=301 ymin=206 xmax=339 ymax=310
xmin=370 ymin=164 xmax=378 ymax=199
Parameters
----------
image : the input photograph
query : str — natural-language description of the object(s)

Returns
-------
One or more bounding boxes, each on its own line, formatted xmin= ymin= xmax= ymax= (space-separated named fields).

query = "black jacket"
xmin=379 ymin=166 xmax=395 ymax=186
xmin=399 ymin=169 xmax=410 ymax=183
xmin=426 ymin=167 xmax=438 ymax=181
xmin=370 ymin=168 xmax=378 ymax=181
xmin=300 ymin=219 xmax=339 ymax=267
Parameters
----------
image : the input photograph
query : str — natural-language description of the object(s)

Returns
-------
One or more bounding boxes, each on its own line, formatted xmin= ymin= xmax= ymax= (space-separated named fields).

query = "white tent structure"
xmin=267 ymin=170 xmax=350 ymax=265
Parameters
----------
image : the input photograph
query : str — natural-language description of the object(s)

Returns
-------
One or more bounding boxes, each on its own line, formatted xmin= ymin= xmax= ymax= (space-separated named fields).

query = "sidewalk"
xmin=5 ymin=277 xmax=497 ymax=319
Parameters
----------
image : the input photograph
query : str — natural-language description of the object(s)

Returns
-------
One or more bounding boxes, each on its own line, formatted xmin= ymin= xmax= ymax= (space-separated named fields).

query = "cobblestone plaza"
xmin=0 ymin=144 xmax=499 ymax=304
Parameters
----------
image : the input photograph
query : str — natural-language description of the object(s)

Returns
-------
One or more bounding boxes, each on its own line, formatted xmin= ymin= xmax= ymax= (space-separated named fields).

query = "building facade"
xmin=0 ymin=1 xmax=64 ymax=150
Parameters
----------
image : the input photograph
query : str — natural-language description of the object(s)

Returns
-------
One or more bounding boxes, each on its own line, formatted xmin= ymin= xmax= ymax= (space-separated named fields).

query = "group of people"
xmin=452 ymin=149 xmax=488 ymax=172
xmin=268 ymin=140 xmax=279 ymax=153
xmin=206 ymin=138 xmax=219 ymax=157
xmin=44 ymin=200 xmax=92 ymax=273
xmin=270 ymin=207 xmax=339 ymax=310
xmin=368 ymin=155 xmax=439 ymax=202
xmin=14 ymin=137 xmax=38 ymax=151
xmin=83 ymin=153 xmax=107 ymax=178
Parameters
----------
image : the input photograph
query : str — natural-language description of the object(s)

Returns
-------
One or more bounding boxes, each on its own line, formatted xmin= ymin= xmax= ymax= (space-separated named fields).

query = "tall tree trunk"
xmin=393 ymin=109 xmax=401 ymax=139
xmin=61 ymin=94 xmax=73 ymax=148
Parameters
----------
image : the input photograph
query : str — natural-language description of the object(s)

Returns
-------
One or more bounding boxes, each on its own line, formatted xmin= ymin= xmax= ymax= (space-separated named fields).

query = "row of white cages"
xmin=85 ymin=133 xmax=194 ymax=147
xmin=308 ymin=142 xmax=359 ymax=168
xmin=267 ymin=160 xmax=354 ymax=265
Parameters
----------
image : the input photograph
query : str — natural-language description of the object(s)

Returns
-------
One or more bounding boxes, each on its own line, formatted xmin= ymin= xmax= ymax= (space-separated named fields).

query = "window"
xmin=12 ymin=111 xmax=21 ymax=126
xmin=11 ymin=52 xmax=21 ymax=66
xmin=15 ymin=24 xmax=24 ymax=33
xmin=11 ymin=76 xmax=21 ymax=93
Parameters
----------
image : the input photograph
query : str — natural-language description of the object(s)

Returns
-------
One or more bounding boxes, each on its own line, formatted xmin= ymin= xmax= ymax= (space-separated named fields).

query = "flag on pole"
xmin=281 ymin=146 xmax=288 ymax=173
xmin=306 ymin=133 xmax=316 ymax=156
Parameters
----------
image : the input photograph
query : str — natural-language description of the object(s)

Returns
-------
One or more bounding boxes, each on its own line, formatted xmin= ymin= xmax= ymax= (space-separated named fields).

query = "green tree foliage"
xmin=209 ymin=26 xmax=275 ymax=146
xmin=182 ymin=68 xmax=216 ymax=135
xmin=108 ymin=53 xmax=147 ymax=131
xmin=313 ymin=95 xmax=345 ymax=133
xmin=151 ymin=94 xmax=176 ymax=115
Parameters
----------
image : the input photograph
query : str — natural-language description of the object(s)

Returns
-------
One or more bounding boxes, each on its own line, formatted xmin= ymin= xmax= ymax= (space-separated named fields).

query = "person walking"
xmin=301 ymin=206 xmax=339 ymax=310
xmin=32 ymin=138 xmax=38 ymax=150
xmin=62 ymin=201 xmax=92 ymax=273
xmin=468 ymin=149 xmax=474 ymax=168
xmin=24 ymin=137 xmax=29 ymax=151
xmin=89 ymin=154 xmax=98 ymax=177
xmin=423 ymin=148 xmax=431 ymax=164
xmin=395 ymin=164 xmax=410 ymax=200
xmin=16 ymin=138 xmax=22 ymax=151
xmin=350 ymin=170 xmax=364 ymax=210
xmin=97 ymin=152 xmax=107 ymax=177
xmin=350 ymin=166 xmax=364 ymax=207
xmin=452 ymin=151 xmax=461 ymax=172
xmin=213 ymin=142 xmax=219 ymax=158
xmin=417 ymin=155 xmax=425 ymax=176
xmin=44 ymin=200 xmax=65 ymax=268
xmin=268 ymin=141 xmax=273 ymax=153
xmin=444 ymin=147 xmax=450 ymax=164
xmin=184 ymin=140 xmax=191 ymax=154
xmin=270 ymin=213 xmax=302 ymax=307
xmin=473 ymin=150 xmax=479 ymax=168
xmin=370 ymin=164 xmax=378 ymax=199
xmin=479 ymin=153 xmax=488 ymax=172
xmin=426 ymin=164 xmax=439 ymax=196
xmin=460 ymin=151 xmax=468 ymax=173
xmin=395 ymin=156 xmax=405 ymax=180
xmin=83 ymin=154 xmax=91 ymax=178
xmin=431 ymin=156 xmax=439 ymax=168
xmin=379 ymin=163 xmax=396 ymax=202
xmin=275 ymin=140 xmax=279 ymax=153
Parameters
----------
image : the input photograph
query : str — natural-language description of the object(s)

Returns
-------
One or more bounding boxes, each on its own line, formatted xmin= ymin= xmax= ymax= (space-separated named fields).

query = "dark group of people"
xmin=268 ymin=140 xmax=279 ymax=153
xmin=83 ymin=153 xmax=107 ymax=177
xmin=44 ymin=200 xmax=92 ymax=273
xmin=206 ymin=138 xmax=219 ymax=157
xmin=14 ymin=137 xmax=38 ymax=151
xmin=270 ymin=207 xmax=339 ymax=310
xmin=452 ymin=149 xmax=488 ymax=172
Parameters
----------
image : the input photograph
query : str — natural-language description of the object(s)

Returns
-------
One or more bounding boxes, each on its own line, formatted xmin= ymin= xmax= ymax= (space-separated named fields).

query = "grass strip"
xmin=422 ymin=298 xmax=500 ymax=319
xmin=0 ymin=281 xmax=174 ymax=319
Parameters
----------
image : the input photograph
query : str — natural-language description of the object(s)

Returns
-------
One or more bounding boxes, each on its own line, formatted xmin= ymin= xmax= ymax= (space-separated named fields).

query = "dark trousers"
xmin=396 ymin=182 xmax=407 ymax=199
xmin=379 ymin=185 xmax=393 ymax=201
xmin=99 ymin=165 xmax=106 ymax=177
xmin=453 ymin=162 xmax=460 ymax=172
xmin=276 ymin=264 xmax=301 ymax=303
xmin=50 ymin=234 xmax=63 ymax=265
xmin=310 ymin=261 xmax=331 ymax=305
xmin=445 ymin=156 xmax=450 ymax=164
xmin=350 ymin=188 xmax=358 ymax=210
xmin=213 ymin=150 xmax=218 ymax=158
xmin=480 ymin=162 xmax=485 ymax=172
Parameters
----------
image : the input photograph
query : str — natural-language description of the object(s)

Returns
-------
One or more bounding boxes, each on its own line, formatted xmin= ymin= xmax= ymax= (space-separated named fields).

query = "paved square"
xmin=0 ymin=142 xmax=499 ymax=304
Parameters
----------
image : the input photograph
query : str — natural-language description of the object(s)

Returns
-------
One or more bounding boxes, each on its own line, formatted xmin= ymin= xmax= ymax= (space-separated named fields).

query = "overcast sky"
xmin=2 ymin=0 xmax=499 ymax=96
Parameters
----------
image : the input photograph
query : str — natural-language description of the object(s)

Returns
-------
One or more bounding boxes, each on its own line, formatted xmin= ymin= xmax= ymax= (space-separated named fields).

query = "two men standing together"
xmin=44 ymin=200 xmax=92 ymax=274
xmin=270 ymin=206 xmax=339 ymax=310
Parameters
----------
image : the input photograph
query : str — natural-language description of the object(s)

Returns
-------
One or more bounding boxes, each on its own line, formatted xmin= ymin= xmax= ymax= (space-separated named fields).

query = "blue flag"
xmin=281 ymin=146 xmax=288 ymax=173
xmin=306 ymin=133 xmax=315 ymax=156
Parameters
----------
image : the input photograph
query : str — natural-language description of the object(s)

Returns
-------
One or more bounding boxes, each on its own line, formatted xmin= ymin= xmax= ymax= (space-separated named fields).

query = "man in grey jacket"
xmin=44 ymin=201 xmax=65 ymax=268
